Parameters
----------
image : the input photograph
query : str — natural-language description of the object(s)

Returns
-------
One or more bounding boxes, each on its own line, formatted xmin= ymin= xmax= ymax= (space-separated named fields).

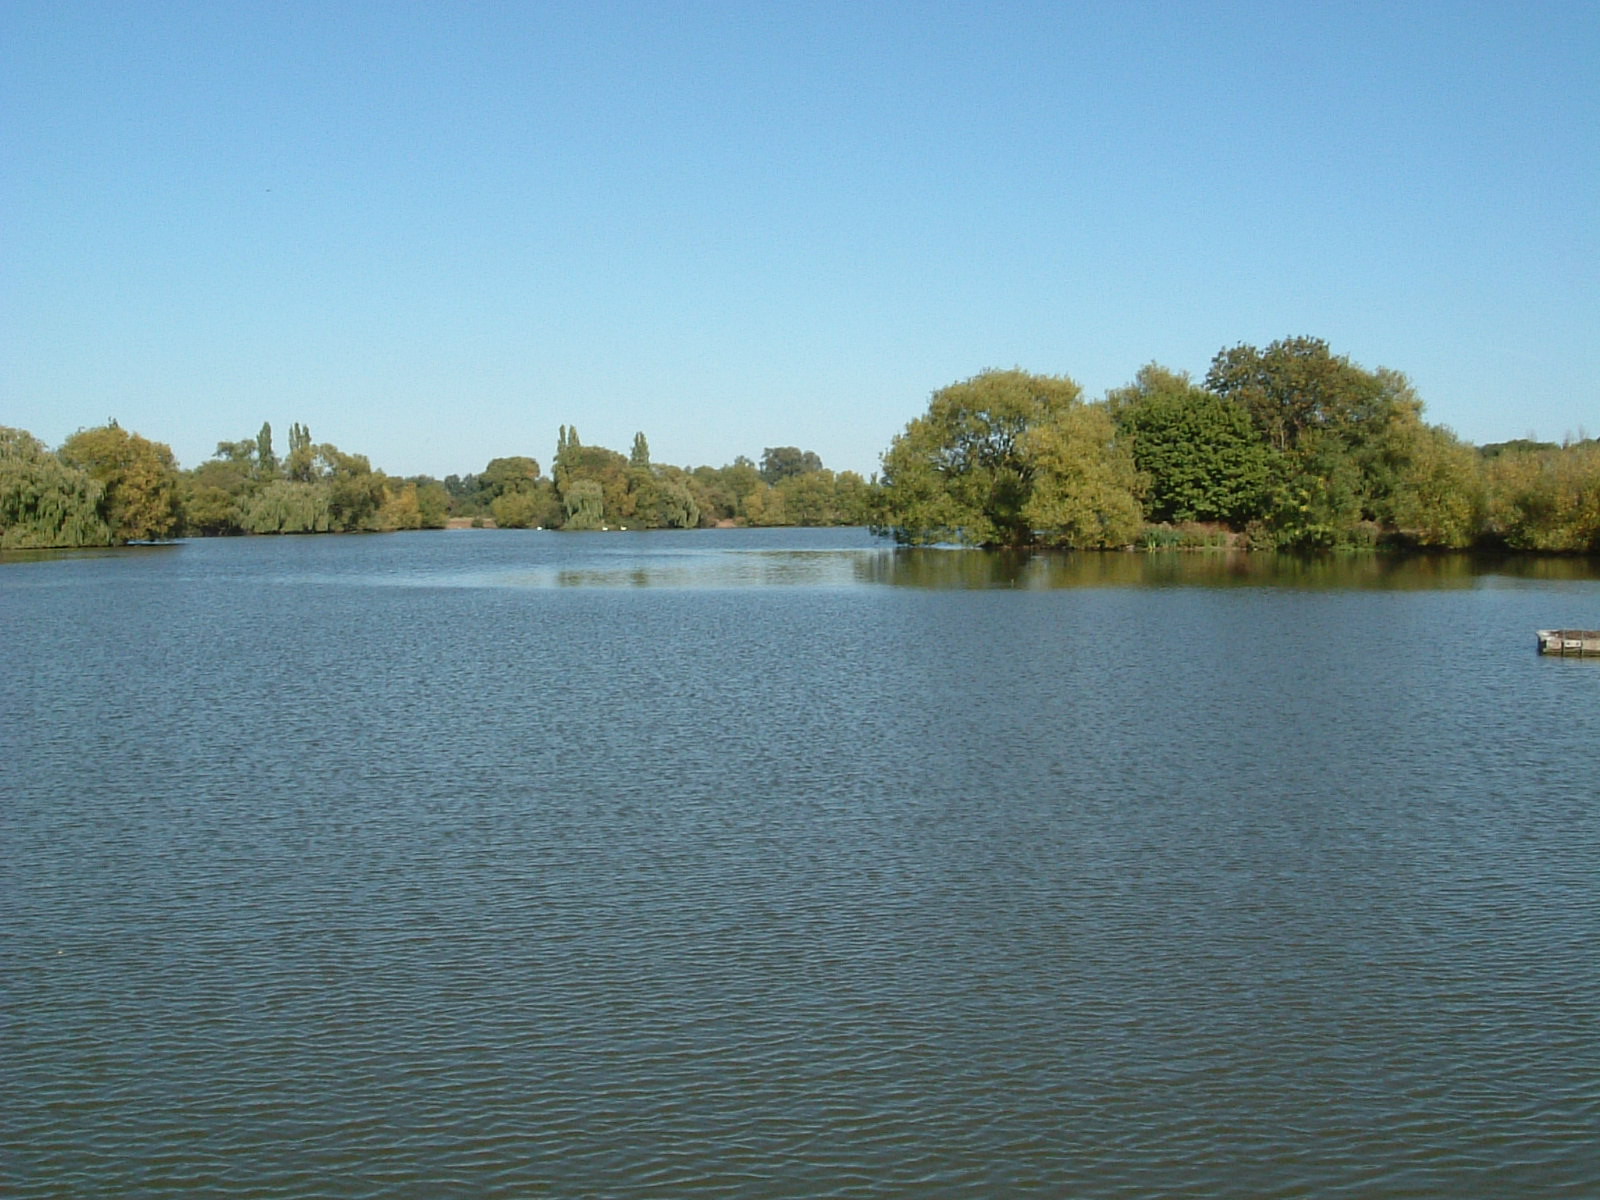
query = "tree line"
xmin=0 ymin=419 xmax=870 ymax=548
xmin=875 ymin=337 xmax=1598 ymax=553
xmin=441 ymin=429 xmax=871 ymax=533
xmin=4 ymin=336 xmax=1596 ymax=551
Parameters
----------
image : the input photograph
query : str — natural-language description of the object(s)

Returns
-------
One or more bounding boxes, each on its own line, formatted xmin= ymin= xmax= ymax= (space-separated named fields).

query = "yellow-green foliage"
xmin=489 ymin=489 xmax=542 ymax=529
xmin=878 ymin=369 xmax=1125 ymax=547
xmin=239 ymin=480 xmax=332 ymax=533
xmin=1484 ymin=442 xmax=1600 ymax=552
xmin=58 ymin=423 xmax=180 ymax=542
xmin=1380 ymin=422 xmax=1483 ymax=549
xmin=1021 ymin=404 xmax=1145 ymax=548
xmin=744 ymin=469 xmax=871 ymax=527
xmin=380 ymin=481 xmax=426 ymax=531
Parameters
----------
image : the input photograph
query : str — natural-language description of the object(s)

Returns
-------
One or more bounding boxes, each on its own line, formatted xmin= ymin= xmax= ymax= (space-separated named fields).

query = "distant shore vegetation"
xmin=4 ymin=337 xmax=1596 ymax=552
xmin=0 ymin=419 xmax=873 ymax=548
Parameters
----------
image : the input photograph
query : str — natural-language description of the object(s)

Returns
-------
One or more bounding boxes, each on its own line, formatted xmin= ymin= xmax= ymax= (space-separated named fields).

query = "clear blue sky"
xmin=3 ymin=0 xmax=1595 ymax=478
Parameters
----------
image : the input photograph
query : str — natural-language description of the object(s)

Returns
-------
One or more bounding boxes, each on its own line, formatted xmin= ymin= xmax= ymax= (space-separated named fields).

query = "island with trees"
xmin=4 ymin=337 xmax=1596 ymax=553
xmin=877 ymin=337 xmax=1596 ymax=553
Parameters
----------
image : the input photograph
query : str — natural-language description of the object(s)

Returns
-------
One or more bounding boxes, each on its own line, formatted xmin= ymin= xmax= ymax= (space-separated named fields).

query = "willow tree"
xmin=876 ymin=369 xmax=1143 ymax=547
xmin=238 ymin=479 xmax=331 ymax=533
xmin=1020 ymin=404 xmax=1145 ymax=548
xmin=562 ymin=478 xmax=605 ymax=530
xmin=0 ymin=426 xmax=113 ymax=548
xmin=554 ymin=437 xmax=630 ymax=525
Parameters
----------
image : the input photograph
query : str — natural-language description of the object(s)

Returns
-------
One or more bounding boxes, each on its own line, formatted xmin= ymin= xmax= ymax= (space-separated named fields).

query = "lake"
xmin=4 ymin=528 xmax=1598 ymax=1199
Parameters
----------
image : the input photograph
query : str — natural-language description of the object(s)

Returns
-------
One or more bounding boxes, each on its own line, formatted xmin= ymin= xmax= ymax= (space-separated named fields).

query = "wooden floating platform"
xmin=1537 ymin=629 xmax=1600 ymax=656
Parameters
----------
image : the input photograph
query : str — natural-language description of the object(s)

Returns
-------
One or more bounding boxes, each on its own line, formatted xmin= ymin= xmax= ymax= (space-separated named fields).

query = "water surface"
xmin=5 ymin=530 xmax=1598 ymax=1198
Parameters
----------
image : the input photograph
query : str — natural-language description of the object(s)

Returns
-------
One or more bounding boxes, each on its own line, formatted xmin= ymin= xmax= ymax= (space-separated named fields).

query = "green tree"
xmin=762 ymin=467 xmax=872 ymax=526
xmin=623 ymin=432 xmax=702 ymax=527
xmin=1112 ymin=365 xmax=1270 ymax=525
xmin=775 ymin=470 xmax=837 ymax=525
xmin=760 ymin=446 xmax=823 ymax=485
xmin=1206 ymin=337 xmax=1397 ymax=454
xmin=490 ymin=488 xmax=548 ymax=528
xmin=256 ymin=422 xmax=278 ymax=476
xmin=742 ymin=483 xmax=786 ymax=526
xmin=179 ymin=458 xmax=251 ymax=536
xmin=562 ymin=478 xmax=605 ymax=530
xmin=1372 ymin=419 xmax=1483 ymax=548
xmin=1206 ymin=339 xmax=1427 ymax=548
xmin=182 ymin=427 xmax=294 ymax=535
xmin=317 ymin=445 xmax=386 ymax=531
xmin=553 ymin=425 xmax=581 ymax=493
xmin=0 ymin=427 xmax=113 ymax=548
xmin=552 ymin=431 xmax=630 ymax=526
xmin=476 ymin=452 xmax=560 ymax=527
xmin=722 ymin=457 xmax=765 ymax=521
xmin=1254 ymin=427 xmax=1371 ymax=550
xmin=832 ymin=470 xmax=873 ymax=525
xmin=442 ymin=471 xmax=490 ymax=517
xmin=687 ymin=465 xmax=737 ymax=523
xmin=239 ymin=479 xmax=331 ymax=533
xmin=214 ymin=437 xmax=257 ymax=464
xmin=58 ymin=423 xmax=180 ymax=542
xmin=1480 ymin=438 xmax=1559 ymax=459
xmin=876 ymin=369 xmax=1090 ymax=546
xmin=481 ymin=455 xmax=541 ymax=499
xmin=285 ymin=422 xmax=316 ymax=483
xmin=630 ymin=432 xmax=651 ymax=470
xmin=412 ymin=479 xmax=452 ymax=528
xmin=631 ymin=469 xmax=701 ymax=528
xmin=378 ymin=481 xmax=425 ymax=530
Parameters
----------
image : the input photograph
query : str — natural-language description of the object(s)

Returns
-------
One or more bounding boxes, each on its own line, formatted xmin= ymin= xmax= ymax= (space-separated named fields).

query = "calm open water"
xmin=4 ymin=528 xmax=1599 ymax=1199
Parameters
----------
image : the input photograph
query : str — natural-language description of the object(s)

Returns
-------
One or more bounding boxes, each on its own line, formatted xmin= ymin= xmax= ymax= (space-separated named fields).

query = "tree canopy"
xmin=760 ymin=446 xmax=823 ymax=485
xmin=874 ymin=344 xmax=1597 ymax=552
xmin=1 ymin=427 xmax=112 ymax=548
xmin=2 ymin=341 xmax=1594 ymax=552
xmin=57 ymin=423 xmax=181 ymax=542
xmin=1111 ymin=365 xmax=1271 ymax=525
xmin=876 ymin=369 xmax=1143 ymax=547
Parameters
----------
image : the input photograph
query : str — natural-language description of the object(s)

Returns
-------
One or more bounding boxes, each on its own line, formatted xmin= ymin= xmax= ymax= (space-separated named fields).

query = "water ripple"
xmin=5 ymin=535 xmax=1598 ymax=1198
